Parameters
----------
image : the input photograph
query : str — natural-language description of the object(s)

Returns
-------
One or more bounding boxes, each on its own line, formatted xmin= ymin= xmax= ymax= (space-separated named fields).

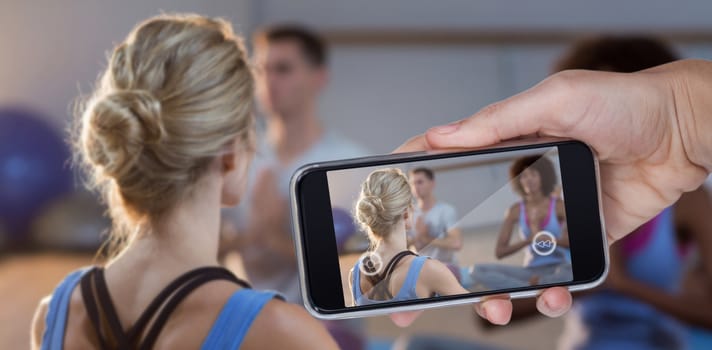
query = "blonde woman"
xmin=349 ymin=168 xmax=472 ymax=306
xmin=30 ymin=14 xmax=337 ymax=350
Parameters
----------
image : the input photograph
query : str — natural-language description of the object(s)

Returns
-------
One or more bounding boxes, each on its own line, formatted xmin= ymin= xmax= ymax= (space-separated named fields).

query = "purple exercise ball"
xmin=0 ymin=107 xmax=73 ymax=242
xmin=332 ymin=207 xmax=356 ymax=249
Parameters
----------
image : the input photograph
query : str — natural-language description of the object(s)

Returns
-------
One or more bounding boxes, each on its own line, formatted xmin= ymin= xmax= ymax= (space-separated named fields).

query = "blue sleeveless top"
xmin=621 ymin=207 xmax=683 ymax=291
xmin=568 ymin=207 xmax=687 ymax=349
xmin=518 ymin=198 xmax=571 ymax=267
xmin=351 ymin=256 xmax=428 ymax=305
xmin=41 ymin=268 xmax=279 ymax=350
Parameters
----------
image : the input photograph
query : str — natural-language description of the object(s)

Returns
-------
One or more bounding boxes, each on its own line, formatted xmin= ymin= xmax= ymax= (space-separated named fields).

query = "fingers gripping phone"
xmin=290 ymin=138 xmax=608 ymax=319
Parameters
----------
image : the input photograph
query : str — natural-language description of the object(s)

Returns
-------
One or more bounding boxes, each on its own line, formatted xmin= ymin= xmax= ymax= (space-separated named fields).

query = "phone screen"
xmin=326 ymin=146 xmax=573 ymax=307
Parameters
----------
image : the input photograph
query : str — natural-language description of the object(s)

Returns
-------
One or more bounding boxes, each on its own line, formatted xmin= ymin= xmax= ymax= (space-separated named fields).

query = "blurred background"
xmin=2 ymin=1 xmax=712 ymax=349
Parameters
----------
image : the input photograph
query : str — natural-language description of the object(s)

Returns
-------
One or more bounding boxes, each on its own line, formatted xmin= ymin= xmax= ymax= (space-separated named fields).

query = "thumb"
xmin=392 ymin=134 xmax=430 ymax=154
xmin=389 ymin=310 xmax=422 ymax=327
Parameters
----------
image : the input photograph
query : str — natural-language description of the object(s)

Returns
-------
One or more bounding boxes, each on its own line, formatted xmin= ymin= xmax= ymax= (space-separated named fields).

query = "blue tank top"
xmin=569 ymin=207 xmax=687 ymax=349
xmin=40 ymin=268 xmax=279 ymax=350
xmin=351 ymin=256 xmax=428 ymax=305
xmin=621 ymin=207 xmax=683 ymax=291
xmin=518 ymin=198 xmax=571 ymax=267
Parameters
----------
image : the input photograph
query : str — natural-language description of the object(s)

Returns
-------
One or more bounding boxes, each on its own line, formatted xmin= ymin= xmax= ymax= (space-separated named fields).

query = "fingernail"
xmin=543 ymin=298 xmax=553 ymax=312
xmin=541 ymin=297 xmax=565 ymax=316
xmin=430 ymin=121 xmax=461 ymax=134
xmin=538 ymin=297 xmax=552 ymax=313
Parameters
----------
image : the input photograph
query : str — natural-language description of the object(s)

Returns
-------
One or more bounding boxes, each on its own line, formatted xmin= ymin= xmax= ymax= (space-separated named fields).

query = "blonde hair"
xmin=74 ymin=14 xmax=254 ymax=253
xmin=355 ymin=168 xmax=413 ymax=241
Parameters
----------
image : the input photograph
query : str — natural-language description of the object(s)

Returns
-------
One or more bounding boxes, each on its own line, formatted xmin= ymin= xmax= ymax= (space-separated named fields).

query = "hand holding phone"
xmin=291 ymin=139 xmax=608 ymax=321
xmin=389 ymin=63 xmax=712 ymax=325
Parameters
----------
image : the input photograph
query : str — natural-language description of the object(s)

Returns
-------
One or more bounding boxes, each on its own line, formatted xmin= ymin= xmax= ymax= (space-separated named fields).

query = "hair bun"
xmin=84 ymin=89 xmax=165 ymax=181
xmin=357 ymin=195 xmax=384 ymax=228
xmin=364 ymin=195 xmax=384 ymax=211
xmin=113 ymin=90 xmax=165 ymax=143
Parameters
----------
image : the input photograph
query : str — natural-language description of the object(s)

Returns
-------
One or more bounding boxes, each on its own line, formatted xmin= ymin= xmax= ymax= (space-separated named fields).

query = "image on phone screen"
xmin=327 ymin=147 xmax=573 ymax=307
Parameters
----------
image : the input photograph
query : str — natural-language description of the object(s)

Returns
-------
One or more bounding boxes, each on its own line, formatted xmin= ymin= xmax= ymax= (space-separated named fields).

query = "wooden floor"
xmin=0 ymin=253 xmax=94 ymax=349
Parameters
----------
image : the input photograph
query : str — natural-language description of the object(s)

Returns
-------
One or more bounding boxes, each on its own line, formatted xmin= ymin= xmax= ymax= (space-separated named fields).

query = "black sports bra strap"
xmin=386 ymin=251 xmax=416 ymax=276
xmin=126 ymin=267 xmax=248 ymax=341
xmin=80 ymin=266 xmax=251 ymax=350
xmin=137 ymin=269 xmax=240 ymax=350
xmin=92 ymin=268 xmax=132 ymax=349
xmin=80 ymin=268 xmax=112 ymax=349
xmin=366 ymin=250 xmax=416 ymax=284
xmin=366 ymin=250 xmax=416 ymax=300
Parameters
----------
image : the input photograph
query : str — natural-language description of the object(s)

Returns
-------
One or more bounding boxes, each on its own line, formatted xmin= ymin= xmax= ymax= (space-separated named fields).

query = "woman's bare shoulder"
xmin=506 ymin=202 xmax=521 ymax=218
xmin=31 ymin=296 xmax=51 ymax=350
xmin=240 ymin=299 xmax=338 ymax=350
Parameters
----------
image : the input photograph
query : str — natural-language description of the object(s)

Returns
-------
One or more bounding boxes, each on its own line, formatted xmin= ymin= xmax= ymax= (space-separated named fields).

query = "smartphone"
xmin=290 ymin=138 xmax=608 ymax=319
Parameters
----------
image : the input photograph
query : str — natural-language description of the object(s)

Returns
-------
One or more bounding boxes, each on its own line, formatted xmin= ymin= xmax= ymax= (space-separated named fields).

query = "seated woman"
xmin=465 ymin=155 xmax=572 ymax=290
xmin=349 ymin=168 xmax=469 ymax=305
xmin=31 ymin=14 xmax=336 ymax=350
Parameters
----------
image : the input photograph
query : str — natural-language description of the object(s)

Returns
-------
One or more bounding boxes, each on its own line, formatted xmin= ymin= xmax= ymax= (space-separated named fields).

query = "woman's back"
xmin=352 ymin=254 xmax=429 ymax=305
xmin=36 ymin=264 xmax=277 ymax=349
xmin=35 ymin=263 xmax=335 ymax=349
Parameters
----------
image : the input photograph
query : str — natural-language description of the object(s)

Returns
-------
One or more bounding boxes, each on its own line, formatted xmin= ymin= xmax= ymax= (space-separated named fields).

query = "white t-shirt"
xmin=223 ymin=130 xmax=367 ymax=303
xmin=412 ymin=202 xmax=459 ymax=265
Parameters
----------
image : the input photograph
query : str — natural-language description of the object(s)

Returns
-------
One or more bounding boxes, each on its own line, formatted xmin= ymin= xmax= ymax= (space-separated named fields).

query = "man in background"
xmin=408 ymin=167 xmax=463 ymax=280
xmin=221 ymin=23 xmax=365 ymax=301
xmin=220 ymin=24 xmax=367 ymax=350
